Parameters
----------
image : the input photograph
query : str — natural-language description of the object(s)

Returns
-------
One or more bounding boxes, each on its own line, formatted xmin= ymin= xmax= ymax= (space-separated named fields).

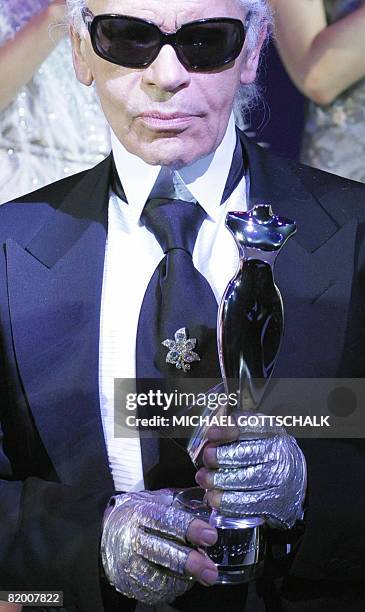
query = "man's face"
xmin=73 ymin=0 xmax=264 ymax=168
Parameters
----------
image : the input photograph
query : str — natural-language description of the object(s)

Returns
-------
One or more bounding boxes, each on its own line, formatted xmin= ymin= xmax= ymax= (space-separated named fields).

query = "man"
xmin=0 ymin=1 xmax=364 ymax=611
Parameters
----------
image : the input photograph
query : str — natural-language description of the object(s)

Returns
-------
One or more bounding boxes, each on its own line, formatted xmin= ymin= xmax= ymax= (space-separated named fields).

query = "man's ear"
xmin=70 ymin=25 xmax=94 ymax=86
xmin=239 ymin=25 xmax=267 ymax=85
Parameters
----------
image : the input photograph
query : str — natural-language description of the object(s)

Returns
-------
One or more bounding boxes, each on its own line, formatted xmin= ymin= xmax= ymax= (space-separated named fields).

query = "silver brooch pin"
xmin=162 ymin=328 xmax=201 ymax=372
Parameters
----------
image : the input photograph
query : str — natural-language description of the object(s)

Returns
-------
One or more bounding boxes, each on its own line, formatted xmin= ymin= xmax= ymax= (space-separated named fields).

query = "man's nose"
xmin=142 ymin=44 xmax=191 ymax=93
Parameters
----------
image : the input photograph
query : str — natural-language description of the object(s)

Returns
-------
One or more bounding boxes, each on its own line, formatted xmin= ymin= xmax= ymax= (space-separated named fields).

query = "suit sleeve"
xmin=0 ymin=243 xmax=130 ymax=612
xmin=288 ymin=221 xmax=365 ymax=582
xmin=0 ymin=457 xmax=112 ymax=611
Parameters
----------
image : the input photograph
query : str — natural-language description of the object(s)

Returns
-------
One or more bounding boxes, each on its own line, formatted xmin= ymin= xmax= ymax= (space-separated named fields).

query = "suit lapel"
xmin=241 ymin=133 xmax=357 ymax=377
xmin=6 ymin=157 xmax=114 ymax=489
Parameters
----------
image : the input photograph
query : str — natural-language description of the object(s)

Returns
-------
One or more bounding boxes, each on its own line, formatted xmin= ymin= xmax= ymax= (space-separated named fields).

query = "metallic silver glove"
xmin=100 ymin=489 xmax=197 ymax=605
xmin=213 ymin=417 xmax=307 ymax=529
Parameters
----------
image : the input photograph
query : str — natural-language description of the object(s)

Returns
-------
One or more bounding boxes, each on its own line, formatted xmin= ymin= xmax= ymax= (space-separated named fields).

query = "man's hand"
xmin=100 ymin=489 xmax=218 ymax=605
xmin=195 ymin=415 xmax=307 ymax=529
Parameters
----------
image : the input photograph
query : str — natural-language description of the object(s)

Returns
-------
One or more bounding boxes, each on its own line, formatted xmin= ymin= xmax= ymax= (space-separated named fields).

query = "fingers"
xmin=219 ymin=489 xmax=272 ymax=516
xmin=207 ymin=489 xmax=269 ymax=513
xmin=136 ymin=497 xmax=218 ymax=549
xmin=195 ymin=467 xmax=215 ymax=489
xmin=202 ymin=437 xmax=278 ymax=469
xmin=137 ymin=526 xmax=218 ymax=587
xmin=186 ymin=518 xmax=218 ymax=547
xmin=204 ymin=413 xmax=284 ymax=461
xmin=196 ymin=436 xmax=282 ymax=513
xmin=196 ymin=464 xmax=278 ymax=492
xmin=136 ymin=530 xmax=190 ymax=575
xmin=185 ymin=549 xmax=219 ymax=586
xmin=206 ymin=422 xmax=240 ymax=444
xmin=142 ymin=503 xmax=196 ymax=544
xmin=204 ymin=489 xmax=223 ymax=509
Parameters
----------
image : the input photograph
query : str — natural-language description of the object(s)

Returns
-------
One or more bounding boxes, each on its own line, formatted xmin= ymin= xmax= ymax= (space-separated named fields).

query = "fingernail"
xmin=201 ymin=569 xmax=218 ymax=586
xmin=206 ymin=491 xmax=219 ymax=509
xmin=204 ymin=448 xmax=216 ymax=464
xmin=202 ymin=529 xmax=217 ymax=546
xmin=208 ymin=427 xmax=219 ymax=440
xmin=195 ymin=472 xmax=203 ymax=486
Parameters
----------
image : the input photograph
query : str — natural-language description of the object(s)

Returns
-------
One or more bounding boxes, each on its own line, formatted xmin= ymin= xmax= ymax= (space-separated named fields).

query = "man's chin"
xmin=132 ymin=140 xmax=203 ymax=169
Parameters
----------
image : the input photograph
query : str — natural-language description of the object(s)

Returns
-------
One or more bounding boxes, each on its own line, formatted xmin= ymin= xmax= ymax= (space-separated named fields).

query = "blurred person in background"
xmin=269 ymin=0 xmax=365 ymax=182
xmin=0 ymin=0 xmax=110 ymax=203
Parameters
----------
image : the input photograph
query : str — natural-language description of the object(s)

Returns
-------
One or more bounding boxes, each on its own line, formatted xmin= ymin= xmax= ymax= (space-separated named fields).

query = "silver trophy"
xmin=174 ymin=205 xmax=297 ymax=584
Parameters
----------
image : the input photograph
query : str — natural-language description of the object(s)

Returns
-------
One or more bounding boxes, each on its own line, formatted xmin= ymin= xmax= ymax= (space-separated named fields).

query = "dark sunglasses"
xmin=81 ymin=8 xmax=249 ymax=71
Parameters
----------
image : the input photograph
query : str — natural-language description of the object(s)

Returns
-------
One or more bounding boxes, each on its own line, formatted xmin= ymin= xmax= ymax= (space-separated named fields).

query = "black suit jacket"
xmin=1 ymin=132 xmax=365 ymax=611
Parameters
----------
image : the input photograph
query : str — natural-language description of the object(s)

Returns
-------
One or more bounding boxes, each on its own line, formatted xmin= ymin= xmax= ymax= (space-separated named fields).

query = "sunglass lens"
xmin=93 ymin=17 xmax=160 ymax=67
xmin=178 ymin=21 xmax=244 ymax=69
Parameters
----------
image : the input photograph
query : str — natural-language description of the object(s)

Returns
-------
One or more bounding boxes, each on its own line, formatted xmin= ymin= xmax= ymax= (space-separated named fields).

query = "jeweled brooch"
xmin=162 ymin=328 xmax=200 ymax=372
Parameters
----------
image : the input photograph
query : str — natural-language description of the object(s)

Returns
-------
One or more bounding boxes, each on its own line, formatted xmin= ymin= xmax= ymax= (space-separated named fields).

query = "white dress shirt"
xmin=99 ymin=113 xmax=249 ymax=492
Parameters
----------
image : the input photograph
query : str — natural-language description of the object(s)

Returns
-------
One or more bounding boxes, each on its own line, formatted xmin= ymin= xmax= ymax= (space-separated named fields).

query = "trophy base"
xmin=214 ymin=563 xmax=264 ymax=585
xmin=173 ymin=488 xmax=266 ymax=585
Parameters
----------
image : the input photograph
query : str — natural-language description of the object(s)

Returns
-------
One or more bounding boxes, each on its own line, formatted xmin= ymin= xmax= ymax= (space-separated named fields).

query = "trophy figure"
xmin=218 ymin=204 xmax=297 ymax=410
xmin=174 ymin=204 xmax=297 ymax=584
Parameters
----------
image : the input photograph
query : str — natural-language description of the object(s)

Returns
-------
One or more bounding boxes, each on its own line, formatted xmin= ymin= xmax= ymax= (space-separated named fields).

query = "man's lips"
xmin=137 ymin=112 xmax=197 ymax=130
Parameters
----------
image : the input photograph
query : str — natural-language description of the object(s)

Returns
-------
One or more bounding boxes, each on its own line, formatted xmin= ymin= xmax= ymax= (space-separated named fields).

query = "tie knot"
xmin=141 ymin=198 xmax=207 ymax=255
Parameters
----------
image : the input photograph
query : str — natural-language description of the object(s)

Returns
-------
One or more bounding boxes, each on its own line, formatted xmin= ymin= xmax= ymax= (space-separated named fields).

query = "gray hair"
xmin=65 ymin=0 xmax=273 ymax=126
xmin=234 ymin=0 xmax=273 ymax=127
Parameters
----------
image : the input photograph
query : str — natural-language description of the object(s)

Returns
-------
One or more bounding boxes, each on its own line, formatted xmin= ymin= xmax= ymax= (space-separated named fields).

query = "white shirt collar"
xmin=110 ymin=112 xmax=238 ymax=224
